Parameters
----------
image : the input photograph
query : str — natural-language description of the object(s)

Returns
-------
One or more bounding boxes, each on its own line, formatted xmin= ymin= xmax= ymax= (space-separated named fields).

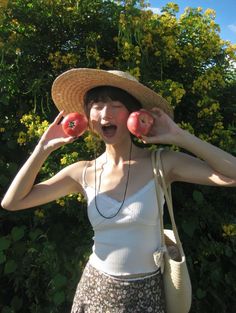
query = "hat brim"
xmin=51 ymin=68 xmax=173 ymax=118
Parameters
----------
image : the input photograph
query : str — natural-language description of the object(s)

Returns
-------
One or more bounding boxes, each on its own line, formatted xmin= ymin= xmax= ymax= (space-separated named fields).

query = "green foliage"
xmin=0 ymin=0 xmax=236 ymax=312
xmin=171 ymin=183 xmax=236 ymax=312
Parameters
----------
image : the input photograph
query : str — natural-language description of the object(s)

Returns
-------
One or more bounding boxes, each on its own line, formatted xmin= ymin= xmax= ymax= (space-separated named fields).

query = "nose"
xmin=101 ymin=104 xmax=113 ymax=120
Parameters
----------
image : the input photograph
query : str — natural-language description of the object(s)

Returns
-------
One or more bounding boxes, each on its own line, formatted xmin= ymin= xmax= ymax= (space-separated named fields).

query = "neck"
xmin=104 ymin=140 xmax=133 ymax=165
xmin=104 ymin=141 xmax=148 ymax=166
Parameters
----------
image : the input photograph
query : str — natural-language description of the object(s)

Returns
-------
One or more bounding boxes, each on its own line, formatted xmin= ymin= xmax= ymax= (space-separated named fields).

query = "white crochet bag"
xmin=152 ymin=149 xmax=192 ymax=313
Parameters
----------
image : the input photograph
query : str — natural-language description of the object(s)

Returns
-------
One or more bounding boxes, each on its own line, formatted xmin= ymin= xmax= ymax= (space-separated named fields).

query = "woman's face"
xmin=89 ymin=100 xmax=130 ymax=144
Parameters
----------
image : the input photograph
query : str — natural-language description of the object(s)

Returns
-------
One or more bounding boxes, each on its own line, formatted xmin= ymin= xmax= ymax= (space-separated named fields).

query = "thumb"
xmin=63 ymin=136 xmax=77 ymax=144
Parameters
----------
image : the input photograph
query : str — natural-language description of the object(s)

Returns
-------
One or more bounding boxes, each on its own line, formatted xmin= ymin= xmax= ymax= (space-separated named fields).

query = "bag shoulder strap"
xmin=152 ymin=149 xmax=182 ymax=247
xmin=152 ymin=150 xmax=165 ymax=248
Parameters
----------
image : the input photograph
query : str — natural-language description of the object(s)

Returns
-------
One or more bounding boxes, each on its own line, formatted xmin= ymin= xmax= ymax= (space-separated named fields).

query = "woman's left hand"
xmin=141 ymin=108 xmax=182 ymax=145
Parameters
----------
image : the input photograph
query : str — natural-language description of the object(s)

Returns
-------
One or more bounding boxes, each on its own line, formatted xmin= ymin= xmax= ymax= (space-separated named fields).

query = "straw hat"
xmin=51 ymin=68 xmax=173 ymax=117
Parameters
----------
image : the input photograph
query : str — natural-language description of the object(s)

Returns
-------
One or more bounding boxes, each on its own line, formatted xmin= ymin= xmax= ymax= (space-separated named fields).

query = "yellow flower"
xmin=129 ymin=67 xmax=140 ymax=79
xmin=222 ymin=224 xmax=236 ymax=237
xmin=66 ymin=6 xmax=74 ymax=11
xmin=34 ymin=209 xmax=45 ymax=218
xmin=60 ymin=156 xmax=68 ymax=165
xmin=15 ymin=48 xmax=21 ymax=55
xmin=77 ymin=193 xmax=85 ymax=202
xmin=19 ymin=113 xmax=50 ymax=143
xmin=205 ymin=8 xmax=216 ymax=18
xmin=17 ymin=131 xmax=27 ymax=145
xmin=71 ymin=152 xmax=78 ymax=159
xmin=56 ymin=199 xmax=65 ymax=206
xmin=103 ymin=59 xmax=114 ymax=68
xmin=124 ymin=42 xmax=130 ymax=48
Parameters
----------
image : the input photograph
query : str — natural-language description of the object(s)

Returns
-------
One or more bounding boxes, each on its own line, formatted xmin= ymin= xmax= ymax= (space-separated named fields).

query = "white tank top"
xmin=82 ymin=164 xmax=165 ymax=276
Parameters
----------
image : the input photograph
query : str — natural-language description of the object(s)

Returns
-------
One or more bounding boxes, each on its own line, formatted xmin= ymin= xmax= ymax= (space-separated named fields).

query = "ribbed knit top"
xmin=82 ymin=166 xmax=165 ymax=276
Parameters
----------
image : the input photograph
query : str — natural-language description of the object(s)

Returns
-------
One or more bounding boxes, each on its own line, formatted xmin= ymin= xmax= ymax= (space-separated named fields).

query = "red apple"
xmin=61 ymin=112 xmax=88 ymax=137
xmin=127 ymin=110 xmax=154 ymax=138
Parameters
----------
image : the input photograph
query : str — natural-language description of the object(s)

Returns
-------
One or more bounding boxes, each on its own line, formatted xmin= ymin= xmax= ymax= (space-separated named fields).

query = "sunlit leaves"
xmin=17 ymin=112 xmax=49 ymax=145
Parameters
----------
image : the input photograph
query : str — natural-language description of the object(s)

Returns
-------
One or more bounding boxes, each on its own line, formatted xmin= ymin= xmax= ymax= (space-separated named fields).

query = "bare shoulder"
xmin=158 ymin=149 xmax=175 ymax=184
xmin=160 ymin=149 xmax=185 ymax=166
xmin=41 ymin=159 xmax=90 ymax=198
xmin=63 ymin=159 xmax=89 ymax=186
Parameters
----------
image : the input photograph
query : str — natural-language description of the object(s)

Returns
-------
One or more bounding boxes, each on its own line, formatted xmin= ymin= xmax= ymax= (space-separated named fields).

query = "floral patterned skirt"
xmin=71 ymin=262 xmax=166 ymax=313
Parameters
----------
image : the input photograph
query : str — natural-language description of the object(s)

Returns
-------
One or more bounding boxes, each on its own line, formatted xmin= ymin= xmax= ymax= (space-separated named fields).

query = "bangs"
xmin=85 ymin=86 xmax=123 ymax=104
xmin=83 ymin=86 xmax=142 ymax=117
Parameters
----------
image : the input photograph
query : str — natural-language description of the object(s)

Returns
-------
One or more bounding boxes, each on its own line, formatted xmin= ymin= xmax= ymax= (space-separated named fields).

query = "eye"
xmin=112 ymin=103 xmax=123 ymax=108
xmin=91 ymin=103 xmax=104 ymax=110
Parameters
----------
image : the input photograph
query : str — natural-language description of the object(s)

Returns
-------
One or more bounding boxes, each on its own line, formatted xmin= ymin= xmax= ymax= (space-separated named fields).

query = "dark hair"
xmin=83 ymin=86 xmax=142 ymax=118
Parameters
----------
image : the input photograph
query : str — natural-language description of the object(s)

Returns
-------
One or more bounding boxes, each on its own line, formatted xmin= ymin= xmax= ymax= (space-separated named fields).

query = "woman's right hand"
xmin=39 ymin=111 xmax=75 ymax=152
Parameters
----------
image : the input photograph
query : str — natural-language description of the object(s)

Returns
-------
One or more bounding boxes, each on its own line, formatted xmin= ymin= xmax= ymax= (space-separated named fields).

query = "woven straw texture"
xmin=51 ymin=68 xmax=173 ymax=117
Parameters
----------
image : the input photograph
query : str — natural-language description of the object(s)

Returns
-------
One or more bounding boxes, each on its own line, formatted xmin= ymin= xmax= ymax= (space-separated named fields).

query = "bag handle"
xmin=152 ymin=149 xmax=182 ymax=247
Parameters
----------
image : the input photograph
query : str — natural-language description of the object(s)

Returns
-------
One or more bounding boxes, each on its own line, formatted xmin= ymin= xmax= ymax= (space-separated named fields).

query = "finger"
xmin=54 ymin=111 xmax=65 ymax=125
xmin=63 ymin=136 xmax=77 ymax=144
xmin=151 ymin=107 xmax=163 ymax=117
xmin=151 ymin=107 xmax=162 ymax=113
xmin=139 ymin=108 xmax=156 ymax=119
xmin=141 ymin=135 xmax=159 ymax=144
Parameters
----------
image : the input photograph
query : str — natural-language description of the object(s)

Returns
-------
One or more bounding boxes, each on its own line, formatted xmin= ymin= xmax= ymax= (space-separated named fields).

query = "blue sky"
xmin=148 ymin=0 xmax=236 ymax=44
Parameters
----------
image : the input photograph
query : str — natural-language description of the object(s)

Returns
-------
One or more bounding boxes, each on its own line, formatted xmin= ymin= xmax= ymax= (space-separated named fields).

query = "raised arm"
xmin=142 ymin=108 xmax=236 ymax=186
xmin=1 ymin=112 xmax=84 ymax=211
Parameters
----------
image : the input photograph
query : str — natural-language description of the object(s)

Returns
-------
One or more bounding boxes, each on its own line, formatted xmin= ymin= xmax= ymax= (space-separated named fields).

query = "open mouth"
xmin=101 ymin=124 xmax=117 ymax=137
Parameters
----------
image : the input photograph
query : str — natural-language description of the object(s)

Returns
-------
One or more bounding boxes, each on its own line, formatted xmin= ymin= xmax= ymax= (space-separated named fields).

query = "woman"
xmin=2 ymin=68 xmax=236 ymax=313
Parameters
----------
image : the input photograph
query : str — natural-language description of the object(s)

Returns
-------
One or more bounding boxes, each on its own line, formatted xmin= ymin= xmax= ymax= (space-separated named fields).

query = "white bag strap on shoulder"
xmin=152 ymin=149 xmax=182 ymax=248
xmin=152 ymin=150 xmax=165 ymax=250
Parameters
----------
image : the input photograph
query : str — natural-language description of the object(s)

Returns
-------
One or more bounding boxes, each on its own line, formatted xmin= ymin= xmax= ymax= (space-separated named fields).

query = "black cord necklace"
xmin=94 ymin=142 xmax=133 ymax=219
